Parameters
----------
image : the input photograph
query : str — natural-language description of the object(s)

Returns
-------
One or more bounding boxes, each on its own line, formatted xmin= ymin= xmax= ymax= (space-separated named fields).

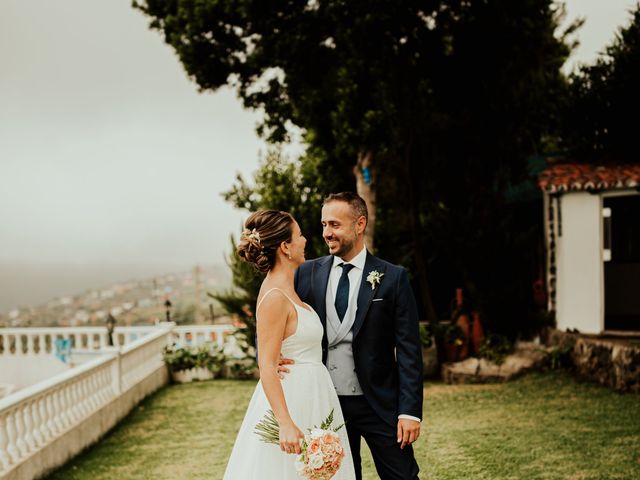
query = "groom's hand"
xmin=397 ymin=418 xmax=420 ymax=449
xmin=277 ymin=354 xmax=295 ymax=379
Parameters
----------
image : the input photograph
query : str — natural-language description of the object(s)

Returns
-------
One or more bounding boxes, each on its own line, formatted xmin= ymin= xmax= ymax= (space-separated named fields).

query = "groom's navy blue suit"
xmin=295 ymin=252 xmax=423 ymax=479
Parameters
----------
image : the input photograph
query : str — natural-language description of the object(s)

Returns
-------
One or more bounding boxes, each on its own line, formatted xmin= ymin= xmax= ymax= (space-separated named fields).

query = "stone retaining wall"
xmin=546 ymin=329 xmax=640 ymax=393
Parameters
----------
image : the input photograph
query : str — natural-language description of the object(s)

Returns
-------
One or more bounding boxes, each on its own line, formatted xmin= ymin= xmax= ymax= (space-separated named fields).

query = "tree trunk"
xmin=354 ymin=150 xmax=376 ymax=252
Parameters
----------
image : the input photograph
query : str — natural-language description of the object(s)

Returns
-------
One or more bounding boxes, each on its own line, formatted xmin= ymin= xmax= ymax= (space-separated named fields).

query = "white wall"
xmin=0 ymin=356 xmax=72 ymax=391
xmin=556 ymin=192 xmax=603 ymax=334
xmin=0 ymin=353 xmax=99 ymax=392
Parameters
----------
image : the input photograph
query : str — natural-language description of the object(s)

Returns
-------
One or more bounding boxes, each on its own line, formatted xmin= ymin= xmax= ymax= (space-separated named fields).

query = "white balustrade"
xmin=0 ymin=323 xmax=236 ymax=478
xmin=0 ymin=324 xmax=177 ymax=477
xmin=172 ymin=325 xmax=234 ymax=348
xmin=0 ymin=326 xmax=159 ymax=358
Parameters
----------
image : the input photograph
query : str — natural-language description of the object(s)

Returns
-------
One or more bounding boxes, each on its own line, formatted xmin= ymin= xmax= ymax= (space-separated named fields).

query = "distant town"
xmin=0 ymin=265 xmax=233 ymax=328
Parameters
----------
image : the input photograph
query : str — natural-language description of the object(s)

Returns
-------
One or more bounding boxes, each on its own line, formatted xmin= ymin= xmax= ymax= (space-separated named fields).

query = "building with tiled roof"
xmin=539 ymin=163 xmax=640 ymax=194
xmin=538 ymin=163 xmax=640 ymax=334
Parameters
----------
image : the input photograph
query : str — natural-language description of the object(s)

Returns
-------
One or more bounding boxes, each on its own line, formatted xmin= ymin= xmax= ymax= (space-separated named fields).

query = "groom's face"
xmin=321 ymin=201 xmax=360 ymax=259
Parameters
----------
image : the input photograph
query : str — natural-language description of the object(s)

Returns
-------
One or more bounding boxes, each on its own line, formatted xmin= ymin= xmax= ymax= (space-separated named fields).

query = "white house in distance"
xmin=539 ymin=163 xmax=640 ymax=335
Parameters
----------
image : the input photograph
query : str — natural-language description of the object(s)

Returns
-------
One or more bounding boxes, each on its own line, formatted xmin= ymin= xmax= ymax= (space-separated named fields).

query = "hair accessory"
xmin=242 ymin=228 xmax=261 ymax=245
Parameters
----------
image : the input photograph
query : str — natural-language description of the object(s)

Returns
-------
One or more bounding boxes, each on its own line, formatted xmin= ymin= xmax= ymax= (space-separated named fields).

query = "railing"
xmin=0 ymin=325 xmax=235 ymax=358
xmin=0 ymin=326 xmax=157 ymax=357
xmin=0 ymin=326 xmax=173 ymax=478
xmin=171 ymin=325 xmax=234 ymax=348
xmin=0 ymin=323 xmax=236 ymax=477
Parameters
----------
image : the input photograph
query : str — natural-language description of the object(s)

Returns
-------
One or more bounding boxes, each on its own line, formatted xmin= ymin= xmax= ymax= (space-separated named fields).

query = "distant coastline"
xmin=0 ymin=260 xmax=229 ymax=313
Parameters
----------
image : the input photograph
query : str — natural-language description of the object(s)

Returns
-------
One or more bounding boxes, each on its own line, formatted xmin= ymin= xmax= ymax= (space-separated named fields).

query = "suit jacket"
xmin=294 ymin=252 xmax=423 ymax=427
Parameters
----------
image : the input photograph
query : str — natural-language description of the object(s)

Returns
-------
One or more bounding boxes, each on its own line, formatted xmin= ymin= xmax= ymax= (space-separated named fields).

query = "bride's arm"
xmin=256 ymin=293 xmax=304 ymax=454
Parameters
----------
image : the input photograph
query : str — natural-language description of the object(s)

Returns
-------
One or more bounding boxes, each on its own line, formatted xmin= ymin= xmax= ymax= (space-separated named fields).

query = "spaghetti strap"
xmin=256 ymin=287 xmax=296 ymax=312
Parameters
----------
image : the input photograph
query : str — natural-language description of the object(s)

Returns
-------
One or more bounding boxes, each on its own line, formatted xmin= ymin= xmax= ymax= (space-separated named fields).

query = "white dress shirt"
xmin=332 ymin=246 xmax=421 ymax=424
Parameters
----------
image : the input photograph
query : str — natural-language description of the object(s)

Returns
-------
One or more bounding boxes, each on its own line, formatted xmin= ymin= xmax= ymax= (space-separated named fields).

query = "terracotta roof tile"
xmin=538 ymin=163 xmax=640 ymax=193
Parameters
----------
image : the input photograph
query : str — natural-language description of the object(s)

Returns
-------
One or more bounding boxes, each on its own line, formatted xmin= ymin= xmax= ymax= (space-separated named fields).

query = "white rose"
xmin=294 ymin=455 xmax=305 ymax=473
xmin=310 ymin=428 xmax=324 ymax=439
xmin=308 ymin=453 xmax=324 ymax=469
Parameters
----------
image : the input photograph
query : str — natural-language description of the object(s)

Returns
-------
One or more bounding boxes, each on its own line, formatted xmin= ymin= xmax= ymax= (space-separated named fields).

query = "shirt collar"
xmin=332 ymin=245 xmax=367 ymax=271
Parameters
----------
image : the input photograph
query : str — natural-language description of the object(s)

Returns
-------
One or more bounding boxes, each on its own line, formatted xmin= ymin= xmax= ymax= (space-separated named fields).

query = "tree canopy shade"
xmin=136 ymin=0 xmax=575 ymax=334
xmin=564 ymin=4 xmax=640 ymax=163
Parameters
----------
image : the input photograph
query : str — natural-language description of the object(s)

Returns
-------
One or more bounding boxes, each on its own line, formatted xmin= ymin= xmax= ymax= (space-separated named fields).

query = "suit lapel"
xmin=312 ymin=256 xmax=333 ymax=331
xmin=352 ymin=252 xmax=385 ymax=338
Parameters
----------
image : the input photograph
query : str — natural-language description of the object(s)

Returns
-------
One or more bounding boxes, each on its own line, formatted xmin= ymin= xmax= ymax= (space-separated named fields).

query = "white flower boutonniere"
xmin=366 ymin=270 xmax=384 ymax=290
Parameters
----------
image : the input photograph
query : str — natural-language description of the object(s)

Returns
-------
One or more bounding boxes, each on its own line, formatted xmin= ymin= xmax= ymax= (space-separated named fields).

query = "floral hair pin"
xmin=243 ymin=228 xmax=261 ymax=245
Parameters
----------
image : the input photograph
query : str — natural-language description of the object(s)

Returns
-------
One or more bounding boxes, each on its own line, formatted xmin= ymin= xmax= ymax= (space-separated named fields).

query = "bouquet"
xmin=255 ymin=409 xmax=346 ymax=479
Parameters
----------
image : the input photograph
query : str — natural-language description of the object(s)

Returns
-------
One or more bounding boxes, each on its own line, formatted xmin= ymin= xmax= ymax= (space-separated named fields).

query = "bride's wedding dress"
xmin=223 ymin=288 xmax=355 ymax=479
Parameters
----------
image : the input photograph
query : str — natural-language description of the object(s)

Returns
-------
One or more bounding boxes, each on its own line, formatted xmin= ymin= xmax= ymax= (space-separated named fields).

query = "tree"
xmin=136 ymin=0 xmax=573 ymax=333
xmin=212 ymin=148 xmax=340 ymax=345
xmin=564 ymin=4 xmax=640 ymax=163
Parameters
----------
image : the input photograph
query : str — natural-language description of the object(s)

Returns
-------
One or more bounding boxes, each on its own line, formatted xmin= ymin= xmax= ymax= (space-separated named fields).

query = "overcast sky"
xmin=1 ymin=0 xmax=637 ymax=271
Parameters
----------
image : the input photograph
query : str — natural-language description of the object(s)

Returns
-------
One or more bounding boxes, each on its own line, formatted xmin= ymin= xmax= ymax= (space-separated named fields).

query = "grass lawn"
xmin=46 ymin=372 xmax=640 ymax=480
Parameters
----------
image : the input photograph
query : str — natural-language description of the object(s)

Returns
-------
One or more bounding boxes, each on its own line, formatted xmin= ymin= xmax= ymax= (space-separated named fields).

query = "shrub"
xmin=478 ymin=334 xmax=512 ymax=365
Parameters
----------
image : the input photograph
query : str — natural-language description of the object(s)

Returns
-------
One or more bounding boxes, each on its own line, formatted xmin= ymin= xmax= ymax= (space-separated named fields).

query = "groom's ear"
xmin=355 ymin=215 xmax=367 ymax=234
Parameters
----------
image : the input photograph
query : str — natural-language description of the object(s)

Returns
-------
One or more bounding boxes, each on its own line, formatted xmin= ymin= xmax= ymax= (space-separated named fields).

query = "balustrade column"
xmin=5 ymin=413 xmax=19 ymax=464
xmin=30 ymin=398 xmax=44 ymax=448
xmin=14 ymin=336 xmax=23 ymax=356
xmin=65 ymin=384 xmax=79 ymax=424
xmin=50 ymin=391 xmax=62 ymax=434
xmin=22 ymin=402 xmax=36 ymax=452
xmin=14 ymin=406 xmax=29 ymax=458
xmin=104 ymin=348 xmax=121 ymax=396
xmin=38 ymin=396 xmax=52 ymax=443
xmin=26 ymin=335 xmax=35 ymax=357
xmin=0 ymin=415 xmax=12 ymax=470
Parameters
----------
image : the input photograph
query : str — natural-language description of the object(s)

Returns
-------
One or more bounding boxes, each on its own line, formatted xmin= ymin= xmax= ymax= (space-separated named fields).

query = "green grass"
xmin=46 ymin=372 xmax=640 ymax=480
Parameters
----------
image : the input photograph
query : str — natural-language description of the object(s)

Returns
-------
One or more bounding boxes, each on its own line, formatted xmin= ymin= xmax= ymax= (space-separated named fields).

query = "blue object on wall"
xmin=55 ymin=338 xmax=71 ymax=363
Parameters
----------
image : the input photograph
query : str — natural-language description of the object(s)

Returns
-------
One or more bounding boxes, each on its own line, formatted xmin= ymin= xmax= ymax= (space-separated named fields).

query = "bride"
xmin=223 ymin=210 xmax=355 ymax=479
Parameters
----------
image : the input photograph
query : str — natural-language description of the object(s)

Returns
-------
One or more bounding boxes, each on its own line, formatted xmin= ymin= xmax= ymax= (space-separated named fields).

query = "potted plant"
xmin=163 ymin=343 xmax=225 ymax=383
xmin=163 ymin=345 xmax=196 ymax=383
xmin=434 ymin=322 xmax=465 ymax=363
xmin=193 ymin=344 xmax=225 ymax=380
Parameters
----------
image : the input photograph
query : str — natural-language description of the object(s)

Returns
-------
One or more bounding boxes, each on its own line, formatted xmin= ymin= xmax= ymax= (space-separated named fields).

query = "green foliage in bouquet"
xmin=254 ymin=409 xmax=344 ymax=445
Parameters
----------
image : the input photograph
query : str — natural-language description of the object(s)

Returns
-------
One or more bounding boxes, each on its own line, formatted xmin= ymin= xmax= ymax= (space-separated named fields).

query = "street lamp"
xmin=164 ymin=299 xmax=172 ymax=322
xmin=106 ymin=314 xmax=116 ymax=346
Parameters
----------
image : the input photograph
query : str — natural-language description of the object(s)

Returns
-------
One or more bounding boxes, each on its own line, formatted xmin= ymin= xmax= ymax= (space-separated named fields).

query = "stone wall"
xmin=546 ymin=329 xmax=640 ymax=393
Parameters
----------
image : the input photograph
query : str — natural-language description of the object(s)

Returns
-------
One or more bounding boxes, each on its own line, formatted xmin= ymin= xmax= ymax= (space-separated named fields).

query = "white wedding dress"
xmin=223 ymin=288 xmax=355 ymax=479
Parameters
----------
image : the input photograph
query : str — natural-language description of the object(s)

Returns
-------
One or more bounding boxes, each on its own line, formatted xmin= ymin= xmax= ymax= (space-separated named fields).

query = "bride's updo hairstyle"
xmin=237 ymin=210 xmax=294 ymax=273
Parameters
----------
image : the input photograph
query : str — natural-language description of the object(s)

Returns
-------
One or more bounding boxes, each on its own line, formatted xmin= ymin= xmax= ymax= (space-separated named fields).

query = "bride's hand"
xmin=279 ymin=420 xmax=304 ymax=455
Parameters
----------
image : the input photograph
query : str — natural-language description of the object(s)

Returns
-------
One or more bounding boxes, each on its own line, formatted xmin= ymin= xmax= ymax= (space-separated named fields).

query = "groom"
xmin=293 ymin=192 xmax=423 ymax=480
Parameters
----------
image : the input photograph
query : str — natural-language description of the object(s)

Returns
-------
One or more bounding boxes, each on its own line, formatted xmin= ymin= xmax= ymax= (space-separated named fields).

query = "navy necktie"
xmin=335 ymin=263 xmax=355 ymax=322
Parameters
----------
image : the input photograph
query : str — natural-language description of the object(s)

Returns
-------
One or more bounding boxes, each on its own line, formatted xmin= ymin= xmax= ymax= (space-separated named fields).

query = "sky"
xmin=0 ymin=0 xmax=638 ymax=308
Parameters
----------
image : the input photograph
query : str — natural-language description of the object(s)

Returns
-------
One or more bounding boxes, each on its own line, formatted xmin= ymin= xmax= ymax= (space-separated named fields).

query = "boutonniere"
xmin=366 ymin=270 xmax=384 ymax=290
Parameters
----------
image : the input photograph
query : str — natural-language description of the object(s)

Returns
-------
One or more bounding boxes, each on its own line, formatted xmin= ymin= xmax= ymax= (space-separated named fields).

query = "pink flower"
xmin=308 ymin=438 xmax=321 ymax=455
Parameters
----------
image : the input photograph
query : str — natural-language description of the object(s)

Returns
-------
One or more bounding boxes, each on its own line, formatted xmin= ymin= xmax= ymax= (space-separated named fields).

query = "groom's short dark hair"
xmin=323 ymin=192 xmax=368 ymax=224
